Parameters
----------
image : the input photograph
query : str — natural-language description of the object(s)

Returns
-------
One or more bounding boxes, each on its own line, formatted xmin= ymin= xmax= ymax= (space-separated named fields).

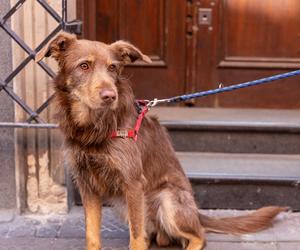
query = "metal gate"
xmin=0 ymin=0 xmax=81 ymax=128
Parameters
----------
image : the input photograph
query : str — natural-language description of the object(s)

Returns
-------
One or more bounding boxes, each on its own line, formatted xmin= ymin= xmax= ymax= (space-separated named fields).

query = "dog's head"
xmin=36 ymin=32 xmax=151 ymax=113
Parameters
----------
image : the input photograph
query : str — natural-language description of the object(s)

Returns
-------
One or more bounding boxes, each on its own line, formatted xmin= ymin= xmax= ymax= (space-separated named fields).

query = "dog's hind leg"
xmin=181 ymin=233 xmax=206 ymax=250
xmin=155 ymin=188 xmax=206 ymax=250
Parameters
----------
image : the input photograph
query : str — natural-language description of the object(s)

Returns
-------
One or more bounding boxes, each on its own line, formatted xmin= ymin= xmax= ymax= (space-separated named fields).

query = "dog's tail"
xmin=199 ymin=206 xmax=288 ymax=234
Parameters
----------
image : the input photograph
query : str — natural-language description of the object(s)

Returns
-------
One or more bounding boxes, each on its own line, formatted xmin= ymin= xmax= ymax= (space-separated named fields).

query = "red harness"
xmin=111 ymin=101 xmax=149 ymax=141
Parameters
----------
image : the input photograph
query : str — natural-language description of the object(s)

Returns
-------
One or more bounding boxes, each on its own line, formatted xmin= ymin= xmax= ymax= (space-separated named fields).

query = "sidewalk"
xmin=0 ymin=206 xmax=299 ymax=250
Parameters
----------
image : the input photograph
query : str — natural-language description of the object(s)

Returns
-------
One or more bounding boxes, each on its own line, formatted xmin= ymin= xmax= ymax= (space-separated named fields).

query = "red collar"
xmin=111 ymin=101 xmax=149 ymax=141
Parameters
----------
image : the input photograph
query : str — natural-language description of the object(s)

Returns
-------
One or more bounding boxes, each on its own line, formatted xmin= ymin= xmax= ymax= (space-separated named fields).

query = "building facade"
xmin=1 ymin=0 xmax=300 ymax=214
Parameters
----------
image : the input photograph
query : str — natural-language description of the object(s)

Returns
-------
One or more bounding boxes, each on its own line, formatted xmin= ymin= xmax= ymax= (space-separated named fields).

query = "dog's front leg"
xmin=82 ymin=191 xmax=102 ymax=250
xmin=126 ymin=182 xmax=148 ymax=250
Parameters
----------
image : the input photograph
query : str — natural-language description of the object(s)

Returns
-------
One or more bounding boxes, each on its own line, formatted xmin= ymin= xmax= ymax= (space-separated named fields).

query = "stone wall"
xmin=0 ymin=1 xmax=16 ymax=211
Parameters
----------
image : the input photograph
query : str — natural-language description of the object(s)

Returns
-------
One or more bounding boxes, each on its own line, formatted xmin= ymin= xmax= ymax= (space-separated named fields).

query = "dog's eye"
xmin=80 ymin=63 xmax=89 ymax=70
xmin=107 ymin=64 xmax=117 ymax=72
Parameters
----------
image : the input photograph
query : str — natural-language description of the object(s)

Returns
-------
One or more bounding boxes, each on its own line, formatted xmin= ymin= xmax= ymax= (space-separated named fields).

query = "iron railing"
xmin=0 ymin=0 xmax=81 ymax=128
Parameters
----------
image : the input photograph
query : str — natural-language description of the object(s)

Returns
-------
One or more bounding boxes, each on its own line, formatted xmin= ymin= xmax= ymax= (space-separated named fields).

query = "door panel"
xmin=118 ymin=0 xmax=166 ymax=65
xmin=221 ymin=0 xmax=300 ymax=66
xmin=77 ymin=0 xmax=187 ymax=101
xmin=196 ymin=0 xmax=300 ymax=108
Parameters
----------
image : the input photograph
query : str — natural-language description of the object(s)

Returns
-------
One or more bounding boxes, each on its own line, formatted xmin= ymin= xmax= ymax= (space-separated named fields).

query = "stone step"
xmin=72 ymin=152 xmax=300 ymax=210
xmin=71 ymin=108 xmax=300 ymax=209
xmin=150 ymin=107 xmax=300 ymax=154
xmin=179 ymin=152 xmax=300 ymax=182
xmin=177 ymin=152 xmax=300 ymax=210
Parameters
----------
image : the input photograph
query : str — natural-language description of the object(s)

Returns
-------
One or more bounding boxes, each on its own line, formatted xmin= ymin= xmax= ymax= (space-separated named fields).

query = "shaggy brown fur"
xmin=36 ymin=32 xmax=286 ymax=250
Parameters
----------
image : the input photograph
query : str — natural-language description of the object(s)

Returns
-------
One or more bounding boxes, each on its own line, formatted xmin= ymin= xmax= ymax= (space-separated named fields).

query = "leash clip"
xmin=146 ymin=97 xmax=171 ymax=109
xmin=147 ymin=98 xmax=159 ymax=109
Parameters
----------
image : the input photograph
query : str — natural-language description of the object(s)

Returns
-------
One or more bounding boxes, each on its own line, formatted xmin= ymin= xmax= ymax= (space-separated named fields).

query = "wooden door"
xmin=196 ymin=0 xmax=300 ymax=108
xmin=77 ymin=0 xmax=188 ymax=101
xmin=78 ymin=0 xmax=300 ymax=109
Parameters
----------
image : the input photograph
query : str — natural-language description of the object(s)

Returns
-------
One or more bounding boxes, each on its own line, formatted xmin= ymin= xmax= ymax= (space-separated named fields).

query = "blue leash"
xmin=146 ymin=69 xmax=300 ymax=107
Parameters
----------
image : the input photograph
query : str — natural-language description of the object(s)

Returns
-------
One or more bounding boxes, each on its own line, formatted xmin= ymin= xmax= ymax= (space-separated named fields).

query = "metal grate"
xmin=0 ymin=0 xmax=81 ymax=128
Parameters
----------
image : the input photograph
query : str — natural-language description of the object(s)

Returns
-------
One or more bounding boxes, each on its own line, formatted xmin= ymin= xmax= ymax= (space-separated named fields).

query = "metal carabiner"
xmin=146 ymin=98 xmax=158 ymax=109
xmin=146 ymin=98 xmax=172 ymax=109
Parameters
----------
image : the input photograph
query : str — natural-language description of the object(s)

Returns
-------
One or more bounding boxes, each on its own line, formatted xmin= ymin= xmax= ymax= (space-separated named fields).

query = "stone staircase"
xmin=150 ymin=107 xmax=300 ymax=211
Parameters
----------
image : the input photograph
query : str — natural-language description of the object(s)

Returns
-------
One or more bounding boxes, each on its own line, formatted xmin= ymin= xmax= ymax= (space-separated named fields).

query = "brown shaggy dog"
xmin=36 ymin=32 xmax=286 ymax=250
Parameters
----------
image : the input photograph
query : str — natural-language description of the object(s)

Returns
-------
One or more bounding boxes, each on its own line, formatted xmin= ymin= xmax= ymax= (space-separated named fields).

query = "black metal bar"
xmin=37 ymin=60 xmax=56 ymax=79
xmin=0 ymin=122 xmax=58 ymax=129
xmin=0 ymin=1 xmax=57 ymax=126
xmin=27 ymin=93 xmax=56 ymax=123
xmin=34 ymin=24 xmax=63 ymax=78
xmin=64 ymin=20 xmax=82 ymax=35
xmin=0 ymin=0 xmax=78 ymax=128
xmin=0 ymin=74 xmax=5 ymax=90
xmin=37 ymin=0 xmax=62 ymax=23
xmin=1 ymin=84 xmax=44 ymax=123
xmin=1 ymin=22 xmax=56 ymax=79
xmin=34 ymin=24 xmax=62 ymax=52
xmin=4 ymin=56 xmax=32 ymax=85
xmin=62 ymin=0 xmax=67 ymax=28
xmin=0 ymin=22 xmax=33 ymax=56
xmin=1 ymin=0 xmax=25 ymax=24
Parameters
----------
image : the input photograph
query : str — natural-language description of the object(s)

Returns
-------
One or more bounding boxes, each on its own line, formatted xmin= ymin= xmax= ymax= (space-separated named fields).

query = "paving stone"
xmin=36 ymin=224 xmax=60 ymax=238
xmin=277 ymin=243 xmax=300 ymax=250
xmin=51 ymin=239 xmax=280 ymax=250
xmin=0 ymin=224 xmax=8 ymax=237
xmin=52 ymin=238 xmax=85 ymax=250
xmin=47 ymin=216 xmax=64 ymax=224
xmin=7 ymin=224 xmax=36 ymax=237
xmin=101 ymin=208 xmax=128 ymax=239
xmin=102 ymin=207 xmax=128 ymax=232
xmin=103 ymin=239 xmax=130 ymax=250
xmin=151 ymin=242 xmax=278 ymax=250
xmin=0 ymin=238 xmax=54 ymax=250
xmin=204 ymin=242 xmax=278 ymax=250
xmin=272 ymin=212 xmax=300 ymax=241
xmin=206 ymin=232 xmax=243 ymax=242
xmin=59 ymin=207 xmax=129 ymax=239
xmin=60 ymin=219 xmax=85 ymax=238
xmin=0 ymin=209 xmax=15 ymax=223
xmin=23 ymin=218 xmax=41 ymax=226
xmin=206 ymin=227 xmax=277 ymax=242
xmin=0 ymin=238 xmax=300 ymax=250
xmin=59 ymin=207 xmax=85 ymax=238
xmin=0 ymin=207 xmax=299 ymax=250
xmin=52 ymin=239 xmax=130 ymax=250
xmin=102 ymin=229 xmax=128 ymax=239
xmin=240 ymin=226 xmax=277 ymax=242
xmin=12 ymin=216 xmax=41 ymax=227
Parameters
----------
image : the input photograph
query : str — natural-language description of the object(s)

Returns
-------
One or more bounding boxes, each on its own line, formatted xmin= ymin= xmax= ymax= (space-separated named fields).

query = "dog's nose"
xmin=100 ymin=89 xmax=116 ymax=103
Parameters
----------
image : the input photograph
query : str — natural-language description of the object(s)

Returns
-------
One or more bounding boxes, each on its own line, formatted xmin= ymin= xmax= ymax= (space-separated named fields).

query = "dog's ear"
xmin=109 ymin=41 xmax=152 ymax=64
xmin=35 ymin=32 xmax=77 ymax=62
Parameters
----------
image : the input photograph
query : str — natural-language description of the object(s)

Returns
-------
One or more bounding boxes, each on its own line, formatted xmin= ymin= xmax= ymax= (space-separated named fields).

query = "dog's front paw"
xmin=86 ymin=239 xmax=101 ymax=250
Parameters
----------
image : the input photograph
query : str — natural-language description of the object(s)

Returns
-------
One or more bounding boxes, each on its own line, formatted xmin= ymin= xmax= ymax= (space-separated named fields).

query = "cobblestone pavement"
xmin=0 ymin=207 xmax=299 ymax=249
